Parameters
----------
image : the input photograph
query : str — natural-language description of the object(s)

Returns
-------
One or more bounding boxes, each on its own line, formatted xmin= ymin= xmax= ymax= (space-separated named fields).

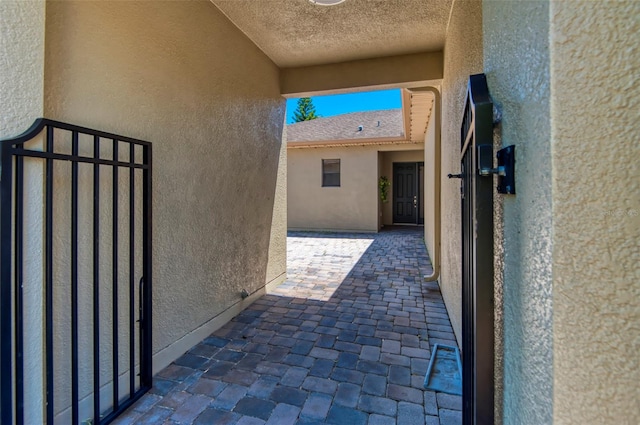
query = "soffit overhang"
xmin=407 ymin=90 xmax=434 ymax=142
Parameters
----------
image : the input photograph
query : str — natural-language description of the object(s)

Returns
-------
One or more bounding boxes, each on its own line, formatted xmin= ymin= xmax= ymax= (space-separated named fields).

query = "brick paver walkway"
xmin=114 ymin=227 xmax=461 ymax=425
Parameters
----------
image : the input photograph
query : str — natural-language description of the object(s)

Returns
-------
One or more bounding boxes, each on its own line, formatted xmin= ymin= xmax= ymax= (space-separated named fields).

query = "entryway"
xmin=393 ymin=162 xmax=424 ymax=225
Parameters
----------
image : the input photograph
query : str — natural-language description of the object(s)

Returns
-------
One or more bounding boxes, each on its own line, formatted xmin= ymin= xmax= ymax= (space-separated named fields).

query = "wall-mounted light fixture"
xmin=309 ymin=0 xmax=347 ymax=6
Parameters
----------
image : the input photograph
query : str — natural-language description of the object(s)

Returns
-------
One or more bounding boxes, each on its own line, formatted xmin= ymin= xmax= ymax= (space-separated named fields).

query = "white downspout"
xmin=409 ymin=86 xmax=441 ymax=282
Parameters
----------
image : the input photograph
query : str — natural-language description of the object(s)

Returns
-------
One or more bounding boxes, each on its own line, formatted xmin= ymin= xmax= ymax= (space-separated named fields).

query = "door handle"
xmin=413 ymin=195 xmax=417 ymax=208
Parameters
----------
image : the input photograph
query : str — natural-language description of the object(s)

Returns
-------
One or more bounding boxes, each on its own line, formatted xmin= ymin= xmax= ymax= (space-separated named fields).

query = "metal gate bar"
xmin=0 ymin=118 xmax=152 ymax=425
xmin=14 ymin=137 xmax=24 ymax=420
xmin=112 ymin=138 xmax=120 ymax=415
xmin=93 ymin=134 xmax=101 ymax=424
xmin=460 ymin=74 xmax=495 ymax=425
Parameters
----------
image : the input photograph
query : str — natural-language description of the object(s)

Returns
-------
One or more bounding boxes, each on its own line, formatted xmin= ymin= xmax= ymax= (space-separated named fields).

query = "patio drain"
xmin=424 ymin=343 xmax=462 ymax=395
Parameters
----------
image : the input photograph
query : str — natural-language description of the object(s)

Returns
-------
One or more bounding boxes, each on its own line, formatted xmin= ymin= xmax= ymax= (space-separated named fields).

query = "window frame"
xmin=322 ymin=158 xmax=341 ymax=187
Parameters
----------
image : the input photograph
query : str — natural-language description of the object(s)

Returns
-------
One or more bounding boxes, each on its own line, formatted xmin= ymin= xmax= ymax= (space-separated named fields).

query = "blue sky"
xmin=286 ymin=89 xmax=401 ymax=124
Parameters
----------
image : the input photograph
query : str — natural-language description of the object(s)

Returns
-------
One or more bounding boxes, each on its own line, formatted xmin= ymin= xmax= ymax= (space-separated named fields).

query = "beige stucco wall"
xmin=380 ymin=150 xmax=425 ymax=226
xmin=43 ymin=0 xmax=285 ymax=392
xmin=485 ymin=1 xmax=640 ymax=422
xmin=483 ymin=1 xmax=553 ymax=423
xmin=550 ymin=1 xmax=640 ymax=423
xmin=439 ymin=0 xmax=483 ymax=346
xmin=1 ymin=0 xmax=45 ymax=136
xmin=1 ymin=2 xmax=46 ymax=423
xmin=288 ymin=146 xmax=378 ymax=232
xmin=266 ymin=122 xmax=288 ymax=288
xmin=281 ymin=52 xmax=443 ymax=96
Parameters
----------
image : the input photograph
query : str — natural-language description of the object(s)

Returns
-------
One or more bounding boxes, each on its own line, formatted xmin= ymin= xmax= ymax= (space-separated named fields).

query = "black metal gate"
xmin=0 ymin=119 xmax=152 ymax=424
xmin=460 ymin=75 xmax=494 ymax=425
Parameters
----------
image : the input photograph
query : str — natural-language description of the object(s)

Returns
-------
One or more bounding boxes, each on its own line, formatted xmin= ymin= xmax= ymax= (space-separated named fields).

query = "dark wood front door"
xmin=393 ymin=162 xmax=421 ymax=224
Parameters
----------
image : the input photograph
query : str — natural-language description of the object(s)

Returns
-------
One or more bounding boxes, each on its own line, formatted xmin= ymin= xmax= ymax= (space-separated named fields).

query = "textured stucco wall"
xmin=380 ymin=150 xmax=425 ymax=226
xmin=1 ymin=0 xmax=45 ymax=137
xmin=281 ymin=52 xmax=443 ymax=96
xmin=483 ymin=1 xmax=553 ymax=423
xmin=439 ymin=0 xmax=483 ymax=345
xmin=44 ymin=0 xmax=285 ymax=375
xmin=1 ymin=2 xmax=46 ymax=423
xmin=266 ymin=123 xmax=287 ymax=288
xmin=550 ymin=1 xmax=640 ymax=423
xmin=287 ymin=146 xmax=378 ymax=232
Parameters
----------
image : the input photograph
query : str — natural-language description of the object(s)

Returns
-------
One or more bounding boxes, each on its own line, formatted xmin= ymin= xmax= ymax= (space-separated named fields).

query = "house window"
xmin=322 ymin=159 xmax=340 ymax=187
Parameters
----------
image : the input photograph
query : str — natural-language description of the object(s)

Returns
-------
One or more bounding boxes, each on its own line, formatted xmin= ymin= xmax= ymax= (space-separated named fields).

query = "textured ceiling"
xmin=210 ymin=0 xmax=453 ymax=68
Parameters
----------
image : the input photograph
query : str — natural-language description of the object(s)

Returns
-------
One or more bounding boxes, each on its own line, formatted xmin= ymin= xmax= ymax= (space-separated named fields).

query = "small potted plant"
xmin=379 ymin=176 xmax=390 ymax=203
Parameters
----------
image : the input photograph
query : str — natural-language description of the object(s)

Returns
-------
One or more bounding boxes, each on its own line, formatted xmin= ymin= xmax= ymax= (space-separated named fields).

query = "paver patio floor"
xmin=114 ymin=227 xmax=461 ymax=425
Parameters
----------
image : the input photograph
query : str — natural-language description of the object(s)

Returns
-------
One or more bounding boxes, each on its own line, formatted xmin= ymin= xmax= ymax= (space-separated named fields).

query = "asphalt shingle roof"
xmin=287 ymin=109 xmax=403 ymax=142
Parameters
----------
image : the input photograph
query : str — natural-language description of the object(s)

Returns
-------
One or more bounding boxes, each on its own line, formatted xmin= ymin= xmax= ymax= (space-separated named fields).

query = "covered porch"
xmin=3 ymin=0 xmax=637 ymax=424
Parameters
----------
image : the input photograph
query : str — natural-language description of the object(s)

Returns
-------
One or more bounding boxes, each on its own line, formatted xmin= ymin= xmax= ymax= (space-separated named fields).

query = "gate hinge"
xmin=477 ymin=145 xmax=516 ymax=195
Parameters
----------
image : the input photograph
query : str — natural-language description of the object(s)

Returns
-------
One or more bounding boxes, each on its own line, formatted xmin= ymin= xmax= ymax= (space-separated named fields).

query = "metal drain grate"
xmin=424 ymin=343 xmax=462 ymax=395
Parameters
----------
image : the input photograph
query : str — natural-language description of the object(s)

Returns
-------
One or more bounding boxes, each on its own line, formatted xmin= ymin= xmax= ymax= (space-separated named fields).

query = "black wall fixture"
xmin=478 ymin=144 xmax=516 ymax=195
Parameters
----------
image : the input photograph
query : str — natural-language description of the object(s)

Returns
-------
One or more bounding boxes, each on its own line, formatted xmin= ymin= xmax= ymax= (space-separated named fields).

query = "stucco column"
xmin=0 ymin=1 xmax=46 ymax=423
xmin=0 ymin=0 xmax=45 ymax=136
xmin=550 ymin=1 xmax=640 ymax=423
